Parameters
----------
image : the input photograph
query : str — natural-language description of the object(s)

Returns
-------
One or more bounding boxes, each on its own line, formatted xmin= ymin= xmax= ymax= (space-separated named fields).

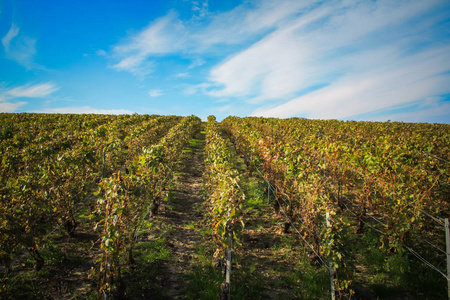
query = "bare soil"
xmin=157 ymin=136 xmax=207 ymax=299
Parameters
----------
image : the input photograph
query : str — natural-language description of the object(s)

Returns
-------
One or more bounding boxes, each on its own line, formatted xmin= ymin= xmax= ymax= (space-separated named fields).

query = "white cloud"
xmin=148 ymin=89 xmax=164 ymax=97
xmin=209 ymin=1 xmax=442 ymax=98
xmin=191 ymin=1 xmax=209 ymax=19
xmin=2 ymin=23 xmax=39 ymax=69
xmin=215 ymin=98 xmax=230 ymax=103
xmin=175 ymin=72 xmax=189 ymax=78
xmin=2 ymin=23 xmax=19 ymax=52
xmin=0 ymin=82 xmax=59 ymax=112
xmin=187 ymin=58 xmax=205 ymax=69
xmin=111 ymin=11 xmax=186 ymax=77
xmin=183 ymin=82 xmax=213 ymax=95
xmin=252 ymin=44 xmax=450 ymax=119
xmin=0 ymin=101 xmax=26 ymax=113
xmin=215 ymin=104 xmax=232 ymax=113
xmin=355 ymin=97 xmax=450 ymax=123
xmin=7 ymin=83 xmax=59 ymax=98
xmin=105 ymin=0 xmax=450 ymax=121
xmin=108 ymin=0 xmax=313 ymax=77
xmin=207 ymin=9 xmax=329 ymax=99
xmin=207 ymin=0 xmax=450 ymax=120
xmin=194 ymin=0 xmax=313 ymax=48
xmin=33 ymin=106 xmax=134 ymax=114
xmin=96 ymin=49 xmax=107 ymax=56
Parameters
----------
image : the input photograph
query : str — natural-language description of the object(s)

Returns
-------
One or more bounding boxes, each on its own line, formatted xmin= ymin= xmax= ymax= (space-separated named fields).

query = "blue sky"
xmin=1 ymin=0 xmax=449 ymax=122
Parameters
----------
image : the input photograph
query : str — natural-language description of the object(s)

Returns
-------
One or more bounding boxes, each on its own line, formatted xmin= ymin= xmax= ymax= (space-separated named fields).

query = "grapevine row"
xmin=204 ymin=116 xmax=244 ymax=297
xmin=0 ymin=114 xmax=179 ymax=283
xmin=222 ymin=116 xmax=449 ymax=295
xmin=95 ymin=115 xmax=201 ymax=297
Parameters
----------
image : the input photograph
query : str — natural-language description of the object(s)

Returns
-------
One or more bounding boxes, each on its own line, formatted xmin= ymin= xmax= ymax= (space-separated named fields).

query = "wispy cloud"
xmin=7 ymin=83 xmax=59 ymax=98
xmin=183 ymin=82 xmax=213 ymax=95
xmin=111 ymin=11 xmax=186 ymax=77
xmin=108 ymin=0 xmax=312 ymax=77
xmin=2 ymin=23 xmax=19 ymax=52
xmin=175 ymin=72 xmax=189 ymax=78
xmin=207 ymin=6 xmax=332 ymax=99
xmin=148 ymin=89 xmax=164 ymax=97
xmin=33 ymin=106 xmax=134 ymax=114
xmin=187 ymin=58 xmax=205 ymax=69
xmin=191 ymin=1 xmax=209 ymax=19
xmin=253 ymin=45 xmax=450 ymax=120
xmin=353 ymin=97 xmax=450 ymax=123
xmin=0 ymin=82 xmax=60 ymax=112
xmin=106 ymin=0 xmax=450 ymax=122
xmin=2 ymin=23 xmax=40 ymax=69
xmin=96 ymin=49 xmax=108 ymax=56
xmin=194 ymin=0 xmax=313 ymax=48
xmin=211 ymin=0 xmax=450 ymax=121
xmin=215 ymin=104 xmax=232 ymax=113
xmin=0 ymin=101 xmax=27 ymax=113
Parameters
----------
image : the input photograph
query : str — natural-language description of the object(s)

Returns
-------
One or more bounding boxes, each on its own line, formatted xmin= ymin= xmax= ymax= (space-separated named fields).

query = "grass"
xmin=134 ymin=238 xmax=171 ymax=264
xmin=40 ymin=242 xmax=66 ymax=266
xmin=187 ymin=130 xmax=206 ymax=153
xmin=230 ymin=259 xmax=266 ymax=299
xmin=4 ymin=270 xmax=44 ymax=299
xmin=344 ymin=223 xmax=448 ymax=299
xmin=123 ymin=238 xmax=172 ymax=299
xmin=200 ymin=229 xmax=212 ymax=236
xmin=184 ymin=244 xmax=267 ymax=300
xmin=243 ymin=176 xmax=267 ymax=209
xmin=184 ymin=221 xmax=196 ymax=229
xmin=185 ymin=263 xmax=222 ymax=299
xmin=286 ymin=259 xmax=330 ymax=300
xmin=184 ymin=244 xmax=223 ymax=299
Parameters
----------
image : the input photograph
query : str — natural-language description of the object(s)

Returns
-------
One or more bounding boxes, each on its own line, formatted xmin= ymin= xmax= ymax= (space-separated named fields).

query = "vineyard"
xmin=0 ymin=113 xmax=449 ymax=299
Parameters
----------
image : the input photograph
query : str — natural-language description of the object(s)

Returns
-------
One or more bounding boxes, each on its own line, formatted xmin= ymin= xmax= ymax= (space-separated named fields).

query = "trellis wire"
xmin=332 ymin=195 xmax=448 ymax=280
xmin=253 ymin=154 xmax=448 ymax=283
xmin=255 ymin=165 xmax=333 ymax=274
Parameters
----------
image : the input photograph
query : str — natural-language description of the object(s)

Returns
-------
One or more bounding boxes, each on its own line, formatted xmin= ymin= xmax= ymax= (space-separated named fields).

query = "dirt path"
xmin=159 ymin=131 xmax=206 ymax=299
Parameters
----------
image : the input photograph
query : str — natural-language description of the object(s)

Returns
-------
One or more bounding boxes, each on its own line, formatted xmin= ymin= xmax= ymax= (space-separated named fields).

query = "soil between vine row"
xmin=157 ymin=131 xmax=208 ymax=299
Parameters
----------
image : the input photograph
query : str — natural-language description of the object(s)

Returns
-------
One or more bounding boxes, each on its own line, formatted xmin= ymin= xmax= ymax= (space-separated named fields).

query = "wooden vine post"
xmin=226 ymin=219 xmax=233 ymax=300
xmin=326 ymin=212 xmax=336 ymax=300
xmin=445 ymin=218 xmax=450 ymax=300
xmin=102 ymin=148 xmax=106 ymax=178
